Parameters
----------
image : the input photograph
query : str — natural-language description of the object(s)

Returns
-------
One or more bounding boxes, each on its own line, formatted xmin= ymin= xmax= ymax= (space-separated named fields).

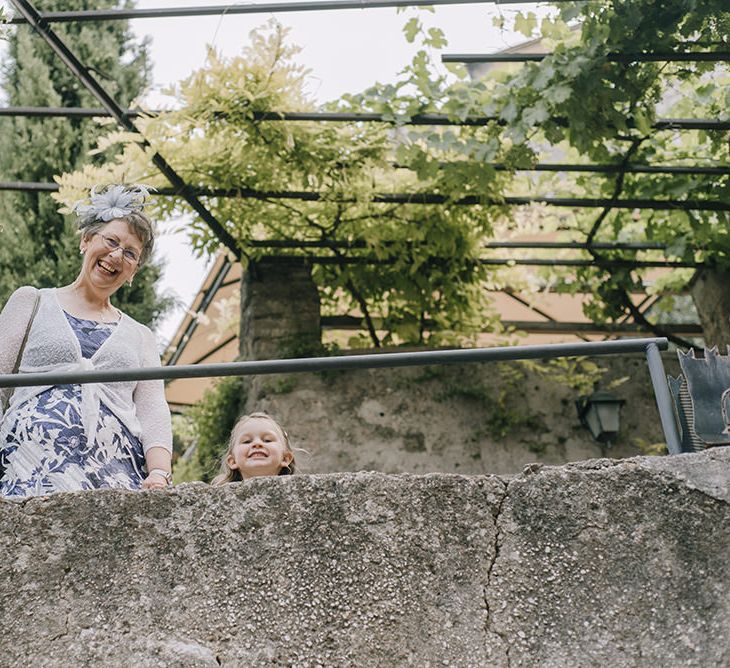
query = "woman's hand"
xmin=142 ymin=468 xmax=172 ymax=489
xmin=142 ymin=446 xmax=173 ymax=490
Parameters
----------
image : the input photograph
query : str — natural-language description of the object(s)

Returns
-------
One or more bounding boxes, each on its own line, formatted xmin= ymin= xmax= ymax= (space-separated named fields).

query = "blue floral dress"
xmin=0 ymin=313 xmax=146 ymax=497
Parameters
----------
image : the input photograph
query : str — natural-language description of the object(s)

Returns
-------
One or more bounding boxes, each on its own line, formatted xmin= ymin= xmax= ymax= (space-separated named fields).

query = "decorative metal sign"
xmin=669 ymin=347 xmax=730 ymax=452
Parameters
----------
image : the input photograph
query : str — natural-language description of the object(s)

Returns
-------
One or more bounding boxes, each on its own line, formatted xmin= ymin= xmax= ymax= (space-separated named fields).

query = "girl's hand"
xmin=142 ymin=468 xmax=172 ymax=489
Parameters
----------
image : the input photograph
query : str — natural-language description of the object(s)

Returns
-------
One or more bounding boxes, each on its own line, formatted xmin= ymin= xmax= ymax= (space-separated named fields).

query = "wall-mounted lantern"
xmin=576 ymin=390 xmax=626 ymax=446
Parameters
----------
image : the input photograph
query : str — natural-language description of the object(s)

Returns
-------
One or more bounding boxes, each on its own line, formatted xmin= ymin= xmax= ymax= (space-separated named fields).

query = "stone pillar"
xmin=691 ymin=268 xmax=730 ymax=350
xmin=239 ymin=256 xmax=321 ymax=361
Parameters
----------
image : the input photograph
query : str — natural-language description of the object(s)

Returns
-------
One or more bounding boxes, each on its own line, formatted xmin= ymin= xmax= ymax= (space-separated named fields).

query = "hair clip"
xmin=73 ymin=184 xmax=155 ymax=226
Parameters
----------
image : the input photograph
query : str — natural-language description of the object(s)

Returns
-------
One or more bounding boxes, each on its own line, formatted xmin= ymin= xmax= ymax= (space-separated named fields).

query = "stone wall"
xmin=239 ymin=256 xmax=321 ymax=362
xmin=244 ymin=353 xmax=680 ymax=475
xmin=237 ymin=258 xmax=682 ymax=475
xmin=1 ymin=449 xmax=728 ymax=666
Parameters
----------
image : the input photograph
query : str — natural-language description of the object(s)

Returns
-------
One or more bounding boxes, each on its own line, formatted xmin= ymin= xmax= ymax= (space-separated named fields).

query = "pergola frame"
xmin=3 ymin=0 xmax=725 ymax=349
xmin=443 ymin=51 xmax=730 ymax=63
xmin=1 ymin=180 xmax=727 ymax=213
xmin=2 ymin=0 xmax=629 ymax=24
xmin=2 ymin=105 xmax=728 ymax=131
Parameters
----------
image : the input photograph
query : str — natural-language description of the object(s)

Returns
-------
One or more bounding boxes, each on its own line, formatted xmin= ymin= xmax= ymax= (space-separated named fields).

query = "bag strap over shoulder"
xmin=13 ymin=290 xmax=41 ymax=374
xmin=2 ymin=289 xmax=41 ymax=413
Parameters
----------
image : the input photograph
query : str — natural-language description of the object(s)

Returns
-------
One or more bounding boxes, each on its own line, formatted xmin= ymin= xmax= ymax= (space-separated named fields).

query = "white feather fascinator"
xmin=73 ymin=184 xmax=155 ymax=227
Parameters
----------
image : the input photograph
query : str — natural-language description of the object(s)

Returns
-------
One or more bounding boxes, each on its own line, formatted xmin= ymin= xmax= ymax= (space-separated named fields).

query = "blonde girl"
xmin=212 ymin=412 xmax=296 ymax=484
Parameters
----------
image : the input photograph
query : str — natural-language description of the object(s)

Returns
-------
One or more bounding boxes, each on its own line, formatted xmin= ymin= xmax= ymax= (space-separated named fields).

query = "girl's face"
xmin=227 ymin=416 xmax=293 ymax=479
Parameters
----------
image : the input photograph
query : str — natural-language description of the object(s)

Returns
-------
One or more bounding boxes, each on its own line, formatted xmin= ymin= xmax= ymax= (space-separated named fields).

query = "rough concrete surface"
xmin=1 ymin=449 xmax=728 ymax=667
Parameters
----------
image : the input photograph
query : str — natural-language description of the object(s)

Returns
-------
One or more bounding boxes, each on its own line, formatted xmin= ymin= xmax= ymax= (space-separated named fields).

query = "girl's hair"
xmin=211 ymin=412 xmax=296 ymax=485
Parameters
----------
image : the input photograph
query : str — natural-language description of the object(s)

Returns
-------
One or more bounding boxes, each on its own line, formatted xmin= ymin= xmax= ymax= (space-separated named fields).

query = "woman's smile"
xmin=96 ymin=259 xmax=120 ymax=276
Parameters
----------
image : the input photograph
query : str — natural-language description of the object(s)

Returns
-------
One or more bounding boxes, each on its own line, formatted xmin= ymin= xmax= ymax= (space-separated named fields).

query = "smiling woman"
xmin=0 ymin=184 xmax=173 ymax=497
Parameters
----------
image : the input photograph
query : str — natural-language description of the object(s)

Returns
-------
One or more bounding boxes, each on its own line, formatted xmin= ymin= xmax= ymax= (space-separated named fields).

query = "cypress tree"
xmin=0 ymin=0 xmax=172 ymax=327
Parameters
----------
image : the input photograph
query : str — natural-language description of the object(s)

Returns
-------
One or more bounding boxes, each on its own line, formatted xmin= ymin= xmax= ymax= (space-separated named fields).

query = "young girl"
xmin=212 ymin=412 xmax=296 ymax=484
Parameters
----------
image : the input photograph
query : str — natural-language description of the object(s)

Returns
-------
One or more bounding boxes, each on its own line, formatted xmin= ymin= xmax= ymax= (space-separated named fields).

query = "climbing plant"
xmin=345 ymin=0 xmax=729 ymax=345
xmin=54 ymin=1 xmax=730 ymax=345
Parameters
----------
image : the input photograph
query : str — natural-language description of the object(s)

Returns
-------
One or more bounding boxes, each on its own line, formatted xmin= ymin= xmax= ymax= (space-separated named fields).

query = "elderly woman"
xmin=0 ymin=185 xmax=172 ymax=497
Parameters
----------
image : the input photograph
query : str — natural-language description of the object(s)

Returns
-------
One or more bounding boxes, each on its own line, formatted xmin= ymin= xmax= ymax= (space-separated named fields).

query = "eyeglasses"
xmin=99 ymin=234 xmax=140 ymax=265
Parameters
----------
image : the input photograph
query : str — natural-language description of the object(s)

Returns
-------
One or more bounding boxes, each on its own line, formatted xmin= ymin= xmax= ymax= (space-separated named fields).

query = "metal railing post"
xmin=645 ymin=342 xmax=682 ymax=454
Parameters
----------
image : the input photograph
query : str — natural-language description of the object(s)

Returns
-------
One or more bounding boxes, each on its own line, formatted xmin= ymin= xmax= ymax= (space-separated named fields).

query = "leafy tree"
xmin=55 ymin=2 xmax=730 ymax=346
xmin=0 ymin=0 xmax=171 ymax=327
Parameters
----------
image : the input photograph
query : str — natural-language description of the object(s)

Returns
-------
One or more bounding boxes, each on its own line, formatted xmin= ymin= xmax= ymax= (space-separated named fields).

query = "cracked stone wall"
xmin=1 ymin=449 xmax=728 ymax=667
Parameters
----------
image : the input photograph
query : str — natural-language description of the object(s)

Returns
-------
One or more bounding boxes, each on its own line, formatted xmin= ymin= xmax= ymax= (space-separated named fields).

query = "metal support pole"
xmin=1 ymin=0 xmax=626 ymax=25
xmin=3 ymin=179 xmax=727 ymax=212
xmin=443 ymin=51 xmax=730 ymax=64
xmin=645 ymin=342 xmax=682 ymax=454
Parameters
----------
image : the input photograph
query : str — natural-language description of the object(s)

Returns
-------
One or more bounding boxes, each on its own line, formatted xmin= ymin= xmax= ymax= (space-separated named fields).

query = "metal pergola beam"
xmin=188 ymin=274 xmax=670 ymax=296
xmin=452 ymin=163 xmax=730 ymax=177
xmin=3 ymin=0 xmax=589 ymax=24
xmin=248 ymin=239 xmax=668 ymax=251
xmin=8 ymin=0 xmax=241 ymax=260
xmin=180 ymin=318 xmax=702 ymax=371
xmin=1 ymin=180 xmax=726 ymax=213
xmin=253 ymin=255 xmax=701 ymax=269
xmin=443 ymin=51 xmax=730 ymax=64
xmin=1 ymin=106 xmax=727 ymax=132
xmin=6 ymin=112 xmax=728 ymax=176
xmin=320 ymin=316 xmax=703 ymax=335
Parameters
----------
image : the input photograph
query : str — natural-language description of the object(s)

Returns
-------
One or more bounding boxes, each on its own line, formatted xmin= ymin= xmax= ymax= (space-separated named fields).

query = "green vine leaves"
xmin=54 ymin=3 xmax=729 ymax=345
xmin=55 ymin=20 xmax=498 ymax=347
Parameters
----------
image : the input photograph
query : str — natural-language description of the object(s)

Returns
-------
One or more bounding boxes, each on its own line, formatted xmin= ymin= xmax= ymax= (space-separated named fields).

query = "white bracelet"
xmin=148 ymin=468 xmax=172 ymax=485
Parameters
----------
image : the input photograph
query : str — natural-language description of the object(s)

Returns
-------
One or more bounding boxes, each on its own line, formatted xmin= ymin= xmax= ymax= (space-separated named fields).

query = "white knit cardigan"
xmin=0 ymin=286 xmax=172 ymax=454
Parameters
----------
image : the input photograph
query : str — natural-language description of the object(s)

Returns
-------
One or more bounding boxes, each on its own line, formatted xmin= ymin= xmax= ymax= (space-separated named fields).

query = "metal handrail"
xmin=0 ymin=337 xmax=667 ymax=388
xmin=0 ymin=337 xmax=682 ymax=453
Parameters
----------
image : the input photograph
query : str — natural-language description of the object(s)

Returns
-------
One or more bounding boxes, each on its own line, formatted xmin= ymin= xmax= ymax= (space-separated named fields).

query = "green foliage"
xmin=0 ymin=0 xmax=170 ymax=327
xmin=55 ymin=2 xmax=730 ymax=342
xmin=439 ymin=376 xmax=538 ymax=440
xmin=632 ymin=436 xmax=667 ymax=457
xmin=518 ymin=357 xmax=608 ymax=397
xmin=184 ymin=376 xmax=247 ymax=482
xmin=170 ymin=414 xmax=204 ymax=483
xmin=55 ymin=20 xmax=499 ymax=347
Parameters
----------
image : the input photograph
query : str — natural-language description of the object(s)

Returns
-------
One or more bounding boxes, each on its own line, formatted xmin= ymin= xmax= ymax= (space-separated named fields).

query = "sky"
xmin=2 ymin=0 xmax=551 ymax=345
xmin=129 ymin=0 xmax=549 ymax=345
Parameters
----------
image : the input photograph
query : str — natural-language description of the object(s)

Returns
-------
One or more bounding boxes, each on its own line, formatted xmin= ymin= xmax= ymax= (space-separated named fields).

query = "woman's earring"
xmin=127 ymin=278 xmax=133 ymax=286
